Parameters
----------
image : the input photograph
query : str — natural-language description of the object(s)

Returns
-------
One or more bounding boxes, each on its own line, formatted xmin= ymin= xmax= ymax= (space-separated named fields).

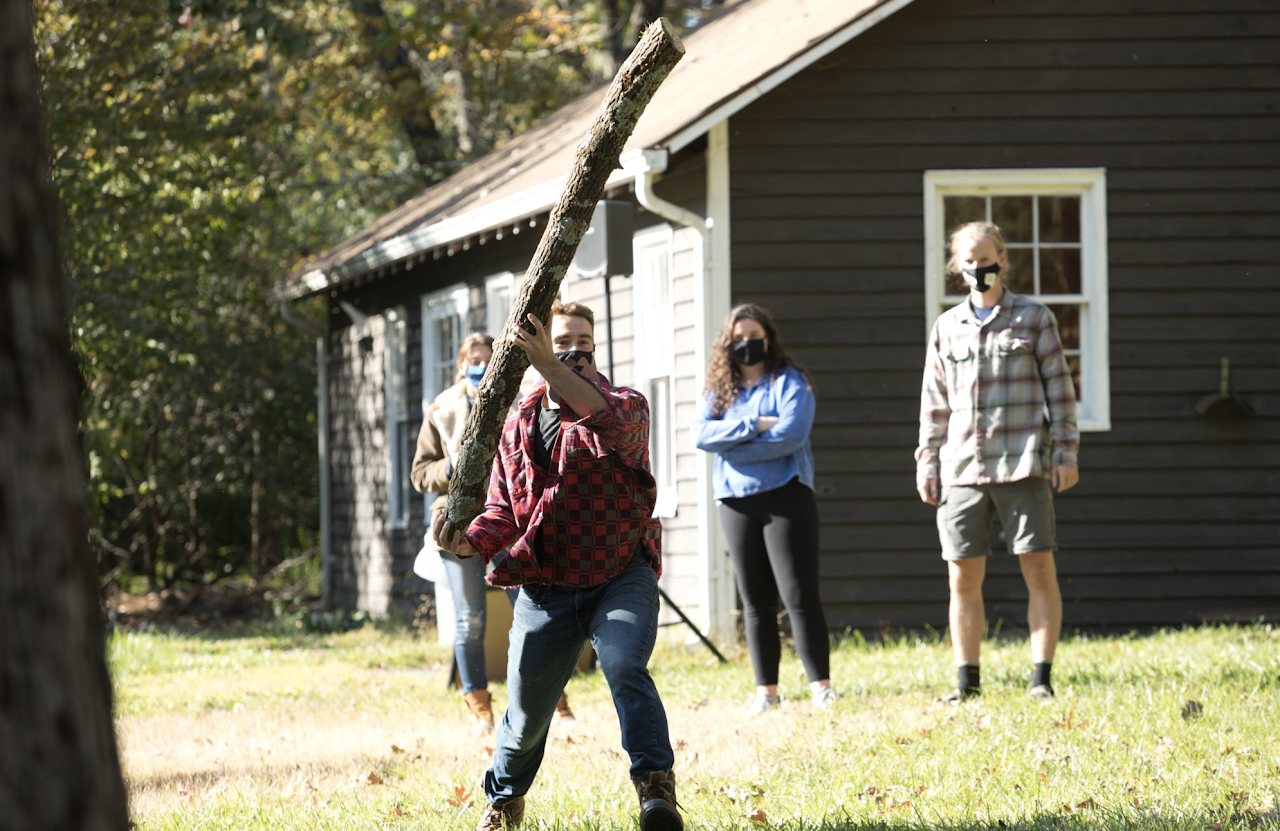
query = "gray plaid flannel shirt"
xmin=916 ymin=291 xmax=1079 ymax=487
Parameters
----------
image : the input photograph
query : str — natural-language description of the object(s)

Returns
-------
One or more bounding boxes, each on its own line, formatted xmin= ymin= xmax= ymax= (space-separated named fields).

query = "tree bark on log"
xmin=444 ymin=18 xmax=684 ymax=529
xmin=0 ymin=2 xmax=131 ymax=828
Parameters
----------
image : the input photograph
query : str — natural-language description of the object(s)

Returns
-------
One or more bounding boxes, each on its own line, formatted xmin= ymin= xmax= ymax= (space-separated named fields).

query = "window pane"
xmin=992 ymin=196 xmax=1033 ymax=242
xmin=1041 ymin=248 xmax=1082 ymax=294
xmin=944 ymin=196 xmax=986 ymax=237
xmin=1004 ymin=247 xmax=1034 ymax=294
xmin=1048 ymin=304 xmax=1080 ymax=350
xmin=1039 ymin=196 xmax=1080 ymax=243
xmin=1065 ymin=353 xmax=1081 ymax=401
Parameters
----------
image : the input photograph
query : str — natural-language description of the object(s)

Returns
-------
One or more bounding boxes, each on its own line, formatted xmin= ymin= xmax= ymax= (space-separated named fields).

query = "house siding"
xmin=326 ymin=234 xmax=541 ymax=615
xmin=562 ymin=156 xmax=710 ymax=623
xmin=728 ymin=0 xmax=1280 ymax=628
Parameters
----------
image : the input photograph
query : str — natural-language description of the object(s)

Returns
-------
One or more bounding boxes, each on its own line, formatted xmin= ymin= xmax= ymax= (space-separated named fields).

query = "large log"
xmin=0 ymin=1 xmax=131 ymax=827
xmin=445 ymin=18 xmax=684 ymax=528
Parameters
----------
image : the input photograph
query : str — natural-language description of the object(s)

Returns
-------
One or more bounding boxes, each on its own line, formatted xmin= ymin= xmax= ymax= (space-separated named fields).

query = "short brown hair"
xmin=550 ymin=300 xmax=595 ymax=332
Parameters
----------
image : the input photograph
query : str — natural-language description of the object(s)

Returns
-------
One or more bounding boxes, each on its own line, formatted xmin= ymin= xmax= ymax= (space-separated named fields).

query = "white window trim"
xmin=384 ymin=306 xmax=411 ymax=529
xmin=632 ymin=226 xmax=677 ymax=517
xmin=923 ymin=168 xmax=1111 ymax=432
xmin=419 ymin=285 xmax=470 ymax=518
xmin=420 ymin=284 xmax=470 ymax=415
xmin=485 ymin=271 xmax=516 ymax=338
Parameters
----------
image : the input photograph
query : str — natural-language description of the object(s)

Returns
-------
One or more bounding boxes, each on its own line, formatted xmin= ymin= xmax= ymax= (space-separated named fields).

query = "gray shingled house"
xmin=274 ymin=0 xmax=1280 ymax=640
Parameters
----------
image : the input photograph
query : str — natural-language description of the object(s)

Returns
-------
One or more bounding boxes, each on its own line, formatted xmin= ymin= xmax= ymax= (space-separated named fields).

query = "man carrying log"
xmin=433 ymin=300 xmax=682 ymax=831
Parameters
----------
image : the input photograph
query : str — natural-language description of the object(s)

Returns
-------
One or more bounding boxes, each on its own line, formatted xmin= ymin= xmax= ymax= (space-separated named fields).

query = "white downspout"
xmin=635 ymin=126 xmax=734 ymax=643
xmin=277 ymin=302 xmax=333 ymax=608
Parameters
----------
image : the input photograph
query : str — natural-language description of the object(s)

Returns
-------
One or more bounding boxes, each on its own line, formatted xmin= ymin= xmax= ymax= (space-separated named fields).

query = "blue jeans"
xmin=483 ymin=561 xmax=673 ymax=804
xmin=441 ymin=552 xmax=488 ymax=694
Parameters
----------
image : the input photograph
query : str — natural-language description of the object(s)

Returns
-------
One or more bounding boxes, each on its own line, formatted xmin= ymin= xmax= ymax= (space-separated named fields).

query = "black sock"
xmin=1032 ymin=661 xmax=1053 ymax=691
xmin=957 ymin=663 xmax=980 ymax=695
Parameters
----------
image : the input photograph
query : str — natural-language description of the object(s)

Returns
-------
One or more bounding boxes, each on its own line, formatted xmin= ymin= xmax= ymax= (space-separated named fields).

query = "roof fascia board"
xmin=288 ymin=148 xmax=668 ymax=301
xmin=666 ymin=0 xmax=917 ymax=154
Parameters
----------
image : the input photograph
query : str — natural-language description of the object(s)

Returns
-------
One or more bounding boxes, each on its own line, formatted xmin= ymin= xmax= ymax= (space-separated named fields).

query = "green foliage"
xmin=34 ymin=0 xmax=720 ymax=591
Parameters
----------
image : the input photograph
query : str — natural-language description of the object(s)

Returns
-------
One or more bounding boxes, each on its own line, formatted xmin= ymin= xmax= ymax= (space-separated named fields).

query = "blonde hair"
xmin=454 ymin=332 xmax=495 ymax=382
xmin=946 ymin=221 xmax=1006 ymax=277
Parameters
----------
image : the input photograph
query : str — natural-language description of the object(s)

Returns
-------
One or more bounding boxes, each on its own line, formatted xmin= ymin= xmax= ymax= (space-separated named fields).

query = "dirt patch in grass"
xmin=119 ymin=682 xmax=935 ymax=821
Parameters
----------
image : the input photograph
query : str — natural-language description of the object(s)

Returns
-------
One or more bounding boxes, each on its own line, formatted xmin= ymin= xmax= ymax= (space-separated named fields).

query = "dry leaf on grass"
xmin=380 ymin=806 xmax=408 ymax=823
xmin=446 ymin=785 xmax=474 ymax=808
xmin=366 ymin=771 xmax=384 ymax=785
xmin=743 ymin=807 xmax=768 ymax=823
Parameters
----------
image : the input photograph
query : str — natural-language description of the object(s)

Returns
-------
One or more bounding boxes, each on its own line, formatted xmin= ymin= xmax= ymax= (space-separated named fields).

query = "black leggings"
xmin=719 ymin=478 xmax=829 ymax=687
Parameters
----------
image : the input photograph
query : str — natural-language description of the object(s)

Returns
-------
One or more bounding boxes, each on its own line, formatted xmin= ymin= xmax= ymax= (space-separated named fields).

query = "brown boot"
xmin=464 ymin=689 xmax=495 ymax=732
xmin=554 ymin=691 xmax=576 ymax=723
xmin=476 ymin=796 xmax=524 ymax=830
xmin=634 ymin=770 xmax=682 ymax=831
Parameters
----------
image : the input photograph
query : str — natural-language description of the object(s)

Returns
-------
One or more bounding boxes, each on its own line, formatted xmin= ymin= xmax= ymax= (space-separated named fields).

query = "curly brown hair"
xmin=704 ymin=303 xmax=810 ymax=418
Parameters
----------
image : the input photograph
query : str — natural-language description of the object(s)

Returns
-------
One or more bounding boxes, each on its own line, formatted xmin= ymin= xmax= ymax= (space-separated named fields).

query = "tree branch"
xmin=444 ymin=18 xmax=685 ymax=528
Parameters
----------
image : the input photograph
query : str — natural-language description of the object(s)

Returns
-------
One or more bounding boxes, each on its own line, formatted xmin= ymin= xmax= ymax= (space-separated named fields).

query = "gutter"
xmin=276 ymin=302 xmax=333 ymax=608
xmin=635 ymin=149 xmax=731 ymax=640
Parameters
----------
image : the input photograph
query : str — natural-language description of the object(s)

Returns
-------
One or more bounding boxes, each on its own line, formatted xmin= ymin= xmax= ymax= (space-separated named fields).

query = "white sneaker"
xmin=811 ymin=685 xmax=837 ymax=710
xmin=745 ymin=693 xmax=780 ymax=715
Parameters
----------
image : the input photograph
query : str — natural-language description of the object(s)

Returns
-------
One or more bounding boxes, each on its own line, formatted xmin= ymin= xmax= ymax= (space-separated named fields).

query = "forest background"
xmin=34 ymin=0 xmax=721 ymax=602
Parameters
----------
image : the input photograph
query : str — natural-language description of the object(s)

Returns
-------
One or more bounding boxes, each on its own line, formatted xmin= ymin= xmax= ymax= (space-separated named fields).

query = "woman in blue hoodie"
xmin=693 ymin=304 xmax=834 ymax=714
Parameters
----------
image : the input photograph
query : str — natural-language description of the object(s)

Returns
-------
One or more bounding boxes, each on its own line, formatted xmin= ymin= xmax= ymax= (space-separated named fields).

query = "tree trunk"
xmin=350 ymin=0 xmax=444 ymax=170
xmin=600 ymin=0 xmax=624 ymax=75
xmin=444 ymin=19 xmax=684 ymax=529
xmin=0 ymin=2 xmax=131 ymax=829
xmin=625 ymin=0 xmax=667 ymax=56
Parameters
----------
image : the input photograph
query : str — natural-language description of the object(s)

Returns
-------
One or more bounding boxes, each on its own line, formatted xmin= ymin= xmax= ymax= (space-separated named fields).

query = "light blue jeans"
xmin=483 ymin=560 xmax=673 ymax=804
xmin=441 ymin=552 xmax=489 ymax=694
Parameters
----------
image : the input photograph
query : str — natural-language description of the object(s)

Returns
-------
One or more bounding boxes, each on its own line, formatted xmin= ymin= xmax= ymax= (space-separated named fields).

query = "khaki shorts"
xmin=937 ymin=478 xmax=1057 ymax=561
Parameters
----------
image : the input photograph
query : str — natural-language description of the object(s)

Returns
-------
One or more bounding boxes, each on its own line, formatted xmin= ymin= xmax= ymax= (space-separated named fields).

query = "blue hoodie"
xmin=692 ymin=365 xmax=816 ymax=501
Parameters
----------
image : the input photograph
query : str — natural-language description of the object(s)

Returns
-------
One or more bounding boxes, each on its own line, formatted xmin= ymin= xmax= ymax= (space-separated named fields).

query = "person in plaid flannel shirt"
xmin=915 ymin=221 xmax=1079 ymax=706
xmin=433 ymin=301 xmax=682 ymax=831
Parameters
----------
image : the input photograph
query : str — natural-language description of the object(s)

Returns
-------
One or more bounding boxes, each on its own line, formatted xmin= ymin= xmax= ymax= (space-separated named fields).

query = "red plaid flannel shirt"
xmin=466 ymin=375 xmax=661 ymax=588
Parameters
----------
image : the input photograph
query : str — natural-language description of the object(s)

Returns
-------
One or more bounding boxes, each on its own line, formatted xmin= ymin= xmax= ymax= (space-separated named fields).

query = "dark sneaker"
xmin=634 ymin=771 xmax=683 ymax=831
xmin=476 ymin=797 xmax=524 ymax=830
xmin=935 ymin=687 xmax=979 ymax=706
xmin=1028 ymin=684 xmax=1055 ymax=702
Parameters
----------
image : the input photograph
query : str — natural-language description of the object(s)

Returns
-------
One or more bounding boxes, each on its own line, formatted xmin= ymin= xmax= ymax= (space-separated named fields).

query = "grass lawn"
xmin=112 ymin=620 xmax=1279 ymax=830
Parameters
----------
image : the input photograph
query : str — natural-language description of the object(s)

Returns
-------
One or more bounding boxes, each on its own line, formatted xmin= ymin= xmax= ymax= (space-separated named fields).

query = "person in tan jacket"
xmin=411 ymin=332 xmax=574 ymax=731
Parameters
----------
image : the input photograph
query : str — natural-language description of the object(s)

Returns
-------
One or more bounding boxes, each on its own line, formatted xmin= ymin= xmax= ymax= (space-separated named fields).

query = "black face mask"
xmin=731 ymin=338 xmax=767 ymax=367
xmin=555 ymin=349 xmax=594 ymax=367
xmin=961 ymin=263 xmax=1002 ymax=292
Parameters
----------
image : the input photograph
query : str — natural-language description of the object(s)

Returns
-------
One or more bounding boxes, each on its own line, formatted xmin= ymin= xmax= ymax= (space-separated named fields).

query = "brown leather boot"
xmin=475 ymin=796 xmax=524 ymax=830
xmin=554 ymin=691 xmax=576 ymax=723
xmin=634 ymin=770 xmax=682 ymax=831
xmin=464 ymin=689 xmax=495 ymax=732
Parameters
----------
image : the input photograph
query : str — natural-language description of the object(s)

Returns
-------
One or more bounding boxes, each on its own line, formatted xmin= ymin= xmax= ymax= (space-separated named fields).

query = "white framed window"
xmin=485 ymin=272 xmax=517 ymax=338
xmin=633 ymin=227 xmax=677 ymax=517
xmin=420 ymin=284 xmax=470 ymax=408
xmin=384 ymin=307 xmax=411 ymax=529
xmin=923 ymin=169 xmax=1111 ymax=431
xmin=418 ymin=285 xmax=470 ymax=513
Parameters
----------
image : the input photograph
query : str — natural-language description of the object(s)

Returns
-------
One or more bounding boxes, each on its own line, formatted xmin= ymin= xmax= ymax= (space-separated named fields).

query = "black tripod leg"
xmin=657 ymin=586 xmax=728 ymax=663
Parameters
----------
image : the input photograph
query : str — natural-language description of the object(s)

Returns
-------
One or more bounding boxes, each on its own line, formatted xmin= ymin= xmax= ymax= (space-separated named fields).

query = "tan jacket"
xmin=411 ymin=379 xmax=473 ymax=516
